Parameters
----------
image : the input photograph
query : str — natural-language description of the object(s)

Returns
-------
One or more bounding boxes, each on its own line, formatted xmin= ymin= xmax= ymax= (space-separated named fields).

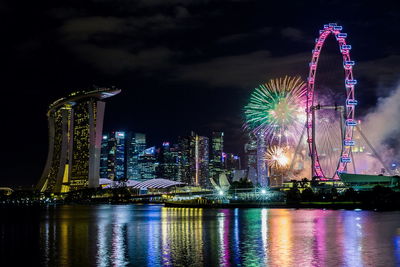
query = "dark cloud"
xmin=176 ymin=51 xmax=309 ymax=88
xmin=216 ymin=27 xmax=272 ymax=44
xmin=281 ymin=27 xmax=304 ymax=41
xmin=174 ymin=6 xmax=190 ymax=18
xmin=356 ymin=55 xmax=400 ymax=92
xmin=70 ymin=44 xmax=175 ymax=74
xmin=61 ymin=16 xmax=125 ymax=41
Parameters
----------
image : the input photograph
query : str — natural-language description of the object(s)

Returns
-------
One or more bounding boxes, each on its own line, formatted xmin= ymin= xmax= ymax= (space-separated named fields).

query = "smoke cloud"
xmin=362 ymin=82 xmax=400 ymax=149
xmin=357 ymin=82 xmax=400 ymax=173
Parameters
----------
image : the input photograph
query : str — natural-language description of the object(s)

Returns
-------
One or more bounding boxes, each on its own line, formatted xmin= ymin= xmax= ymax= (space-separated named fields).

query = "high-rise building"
xmin=126 ymin=133 xmax=146 ymax=180
xmin=244 ymin=134 xmax=258 ymax=185
xmin=223 ymin=152 xmax=241 ymax=180
xmin=37 ymin=87 xmax=121 ymax=193
xmin=180 ymin=132 xmax=209 ymax=187
xmin=224 ymin=153 xmax=241 ymax=171
xmin=195 ymin=135 xmax=210 ymax=187
xmin=138 ymin=147 xmax=158 ymax=179
xmin=209 ymin=132 xmax=224 ymax=182
xmin=256 ymin=130 xmax=269 ymax=187
xmin=159 ymin=142 xmax=180 ymax=181
xmin=100 ymin=134 xmax=109 ymax=179
xmin=99 ymin=131 xmax=126 ymax=181
xmin=178 ymin=136 xmax=191 ymax=184
xmin=114 ymin=132 xmax=126 ymax=180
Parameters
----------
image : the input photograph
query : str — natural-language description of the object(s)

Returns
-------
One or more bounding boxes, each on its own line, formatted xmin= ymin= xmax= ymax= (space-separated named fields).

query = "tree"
xmin=286 ymin=187 xmax=301 ymax=202
xmin=311 ymin=176 xmax=319 ymax=187
xmin=301 ymin=187 xmax=314 ymax=201
xmin=299 ymin=178 xmax=309 ymax=188
xmin=344 ymin=188 xmax=357 ymax=202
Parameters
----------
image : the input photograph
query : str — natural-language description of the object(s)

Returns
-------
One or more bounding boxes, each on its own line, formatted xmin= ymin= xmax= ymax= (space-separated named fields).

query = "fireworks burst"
xmin=266 ymin=146 xmax=290 ymax=169
xmin=244 ymin=76 xmax=307 ymax=144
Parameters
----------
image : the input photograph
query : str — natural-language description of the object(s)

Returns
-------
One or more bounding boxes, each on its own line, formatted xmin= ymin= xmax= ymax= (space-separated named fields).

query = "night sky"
xmin=2 ymin=0 xmax=400 ymax=186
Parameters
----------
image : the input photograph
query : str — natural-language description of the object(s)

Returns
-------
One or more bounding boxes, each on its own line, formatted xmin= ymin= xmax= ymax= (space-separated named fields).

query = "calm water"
xmin=1 ymin=205 xmax=400 ymax=267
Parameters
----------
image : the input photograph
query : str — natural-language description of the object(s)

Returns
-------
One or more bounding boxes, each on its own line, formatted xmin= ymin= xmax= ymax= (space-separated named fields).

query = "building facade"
xmin=256 ymin=130 xmax=269 ymax=187
xmin=209 ymin=132 xmax=224 ymax=182
xmin=179 ymin=132 xmax=210 ymax=187
xmin=138 ymin=146 xmax=158 ymax=180
xmin=37 ymin=88 xmax=121 ymax=193
xmin=100 ymin=131 xmax=126 ymax=181
xmin=126 ymin=133 xmax=146 ymax=180
xmin=159 ymin=142 xmax=181 ymax=181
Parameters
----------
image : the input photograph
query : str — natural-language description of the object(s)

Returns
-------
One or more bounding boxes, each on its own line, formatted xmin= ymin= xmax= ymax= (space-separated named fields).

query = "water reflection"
xmin=3 ymin=205 xmax=400 ymax=266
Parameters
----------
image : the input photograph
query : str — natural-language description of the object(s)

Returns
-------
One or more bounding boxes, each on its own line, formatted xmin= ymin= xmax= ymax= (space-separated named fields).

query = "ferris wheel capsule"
xmin=336 ymin=33 xmax=347 ymax=39
xmin=344 ymin=61 xmax=355 ymax=69
xmin=346 ymin=99 xmax=358 ymax=106
xmin=312 ymin=49 xmax=320 ymax=55
xmin=334 ymin=25 xmax=343 ymax=31
xmin=341 ymin=45 xmax=352 ymax=50
xmin=344 ymin=140 xmax=355 ymax=146
xmin=340 ymin=156 xmax=352 ymax=163
xmin=345 ymin=119 xmax=357 ymax=126
xmin=346 ymin=79 xmax=357 ymax=85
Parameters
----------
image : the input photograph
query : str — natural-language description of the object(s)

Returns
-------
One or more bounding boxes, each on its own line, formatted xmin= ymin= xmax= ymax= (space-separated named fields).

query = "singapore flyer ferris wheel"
xmin=306 ymin=23 xmax=357 ymax=180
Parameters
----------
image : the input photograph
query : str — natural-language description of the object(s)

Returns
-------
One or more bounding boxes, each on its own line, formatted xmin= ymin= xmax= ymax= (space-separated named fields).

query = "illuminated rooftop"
xmin=48 ymin=87 xmax=121 ymax=111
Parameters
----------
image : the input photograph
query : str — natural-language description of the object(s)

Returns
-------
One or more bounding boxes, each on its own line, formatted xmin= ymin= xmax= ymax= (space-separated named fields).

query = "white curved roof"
xmin=132 ymin=178 xmax=185 ymax=189
xmin=126 ymin=180 xmax=141 ymax=187
xmin=99 ymin=179 xmax=140 ymax=188
xmin=99 ymin=178 xmax=113 ymax=185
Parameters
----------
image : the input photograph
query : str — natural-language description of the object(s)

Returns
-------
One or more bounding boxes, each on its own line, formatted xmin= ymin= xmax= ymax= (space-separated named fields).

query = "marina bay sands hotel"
xmin=36 ymin=87 xmax=121 ymax=194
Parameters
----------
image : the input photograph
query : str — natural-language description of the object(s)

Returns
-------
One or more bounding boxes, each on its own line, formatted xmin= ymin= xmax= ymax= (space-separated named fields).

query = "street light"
xmin=218 ymin=190 xmax=224 ymax=196
xmin=261 ymin=189 xmax=267 ymax=194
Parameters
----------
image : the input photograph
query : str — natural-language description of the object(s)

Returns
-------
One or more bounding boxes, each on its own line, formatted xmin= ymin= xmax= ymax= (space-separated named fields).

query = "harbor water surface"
xmin=1 ymin=204 xmax=400 ymax=266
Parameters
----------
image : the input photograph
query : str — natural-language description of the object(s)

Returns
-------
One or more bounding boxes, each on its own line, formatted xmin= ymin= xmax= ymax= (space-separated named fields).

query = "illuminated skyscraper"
xmin=126 ymin=133 xmax=146 ymax=180
xmin=245 ymin=134 xmax=258 ymax=185
xmin=177 ymin=132 xmax=210 ymax=187
xmin=100 ymin=134 xmax=110 ymax=179
xmin=256 ymin=130 xmax=269 ymax=187
xmin=195 ymin=135 xmax=210 ymax=187
xmin=37 ymin=87 xmax=121 ymax=193
xmin=224 ymin=153 xmax=241 ymax=171
xmin=100 ymin=131 xmax=126 ymax=180
xmin=159 ymin=142 xmax=180 ymax=181
xmin=138 ymin=146 xmax=158 ymax=179
xmin=114 ymin=132 xmax=126 ymax=180
xmin=181 ymin=132 xmax=209 ymax=187
xmin=178 ymin=136 xmax=191 ymax=184
xmin=209 ymin=132 xmax=224 ymax=182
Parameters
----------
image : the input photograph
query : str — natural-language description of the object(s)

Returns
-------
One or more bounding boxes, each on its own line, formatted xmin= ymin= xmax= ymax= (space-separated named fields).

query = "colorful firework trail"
xmin=265 ymin=146 xmax=291 ymax=169
xmin=244 ymin=76 xmax=307 ymax=145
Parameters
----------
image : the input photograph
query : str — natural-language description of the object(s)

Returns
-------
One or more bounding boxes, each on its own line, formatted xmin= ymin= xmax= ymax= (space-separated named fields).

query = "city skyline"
xmin=100 ymin=129 xmax=242 ymax=187
xmin=3 ymin=1 xmax=400 ymax=187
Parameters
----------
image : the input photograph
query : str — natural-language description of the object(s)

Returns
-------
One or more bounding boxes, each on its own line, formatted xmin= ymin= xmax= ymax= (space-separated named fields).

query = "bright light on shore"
xmin=261 ymin=189 xmax=267 ymax=194
xmin=218 ymin=190 xmax=224 ymax=196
